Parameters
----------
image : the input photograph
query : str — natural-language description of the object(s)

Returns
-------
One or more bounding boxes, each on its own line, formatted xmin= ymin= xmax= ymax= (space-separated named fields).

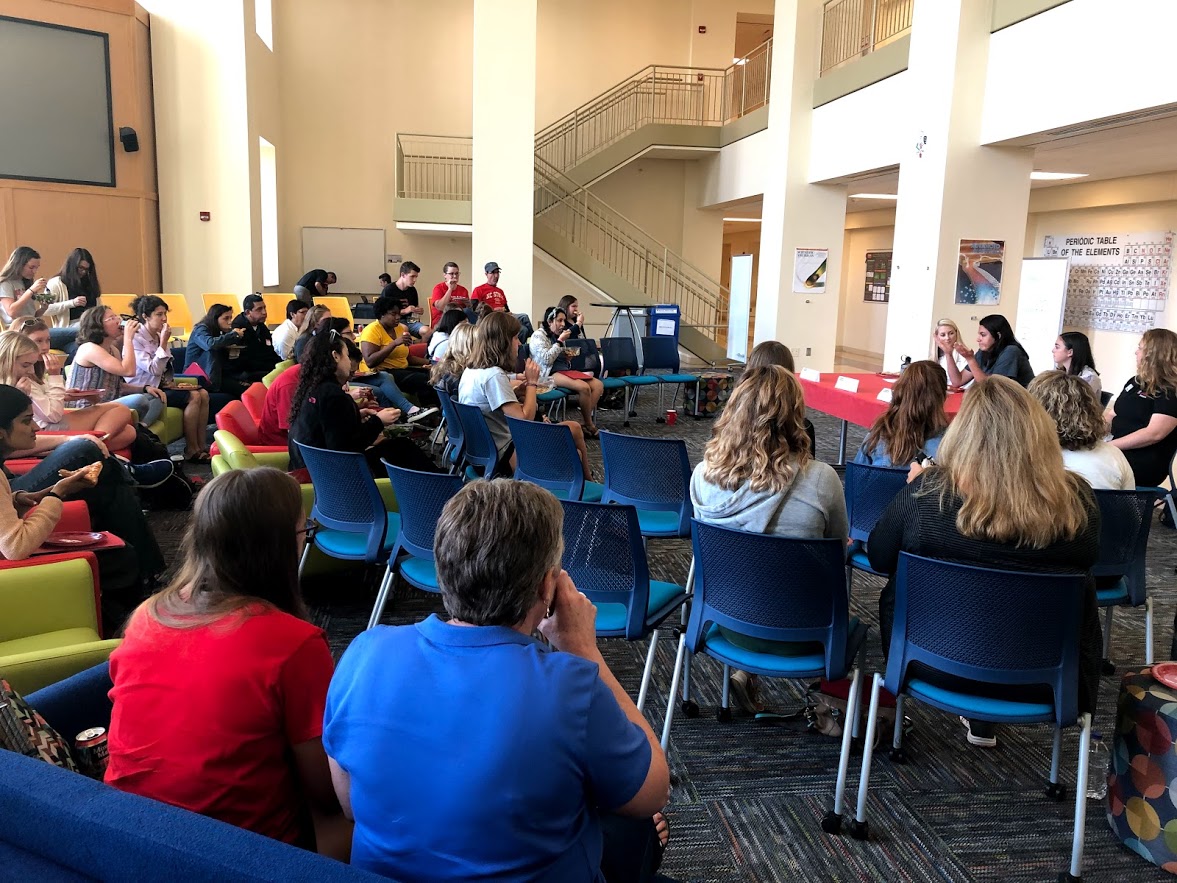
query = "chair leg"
xmin=1146 ymin=595 xmax=1155 ymax=665
xmin=717 ymin=664 xmax=732 ymax=721
xmin=297 ymin=542 xmax=311 ymax=577
xmin=888 ymin=695 xmax=906 ymax=761
xmin=681 ymin=556 xmax=695 ymax=627
xmin=682 ymin=649 xmax=693 ymax=702
xmin=850 ymin=673 xmax=884 ymax=840
xmin=660 ymin=632 xmax=688 ymax=751
xmin=822 ymin=666 xmax=862 ymax=835
xmin=1066 ymin=713 xmax=1093 ymax=881
xmin=1045 ymin=727 xmax=1066 ymax=801
xmin=636 ymin=630 xmax=659 ymax=714
xmin=367 ymin=565 xmax=395 ymax=630
xmin=1102 ymin=606 xmax=1114 ymax=663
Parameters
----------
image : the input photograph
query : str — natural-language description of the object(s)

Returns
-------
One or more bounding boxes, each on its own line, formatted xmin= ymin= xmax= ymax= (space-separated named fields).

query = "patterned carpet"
xmin=161 ymin=385 xmax=1174 ymax=882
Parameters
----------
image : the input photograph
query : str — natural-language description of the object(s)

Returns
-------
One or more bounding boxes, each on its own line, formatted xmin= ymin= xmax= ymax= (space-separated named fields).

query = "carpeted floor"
xmin=161 ymin=384 xmax=1173 ymax=883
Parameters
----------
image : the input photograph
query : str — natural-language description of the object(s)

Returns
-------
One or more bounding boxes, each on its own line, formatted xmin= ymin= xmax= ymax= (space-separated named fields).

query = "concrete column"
xmin=754 ymin=0 xmax=848 ymax=371
xmin=472 ymin=0 xmax=537 ymax=320
xmin=883 ymin=0 xmax=1034 ymax=370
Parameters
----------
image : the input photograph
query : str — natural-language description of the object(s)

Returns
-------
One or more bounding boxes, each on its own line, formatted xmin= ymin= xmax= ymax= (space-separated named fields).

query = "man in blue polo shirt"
xmin=323 ymin=479 xmax=669 ymax=881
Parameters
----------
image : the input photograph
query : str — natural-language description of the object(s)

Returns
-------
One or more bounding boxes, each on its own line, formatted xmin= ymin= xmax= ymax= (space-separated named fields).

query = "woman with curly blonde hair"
xmin=1109 ymin=328 xmax=1177 ymax=486
xmin=1029 ymin=371 xmax=1133 ymax=490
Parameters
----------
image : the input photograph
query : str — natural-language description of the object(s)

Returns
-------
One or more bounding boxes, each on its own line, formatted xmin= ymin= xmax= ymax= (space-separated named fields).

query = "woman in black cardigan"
xmin=287 ymin=329 xmax=436 ymax=477
xmin=868 ymin=376 xmax=1101 ymax=748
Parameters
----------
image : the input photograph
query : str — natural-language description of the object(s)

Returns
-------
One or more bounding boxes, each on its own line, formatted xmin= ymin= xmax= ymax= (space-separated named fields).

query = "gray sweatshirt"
xmin=690 ymin=458 xmax=849 ymax=543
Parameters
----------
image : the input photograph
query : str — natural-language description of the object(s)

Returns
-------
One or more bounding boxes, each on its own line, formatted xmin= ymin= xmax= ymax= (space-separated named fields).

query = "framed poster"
xmin=955 ymin=239 xmax=1005 ymax=305
xmin=864 ymin=250 xmax=892 ymax=303
xmin=792 ymin=248 xmax=828 ymax=294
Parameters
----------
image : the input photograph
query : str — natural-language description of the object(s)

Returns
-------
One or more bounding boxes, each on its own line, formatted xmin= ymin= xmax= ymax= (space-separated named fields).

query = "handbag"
xmin=0 ymin=679 xmax=79 ymax=772
xmin=803 ymin=678 xmax=897 ymax=747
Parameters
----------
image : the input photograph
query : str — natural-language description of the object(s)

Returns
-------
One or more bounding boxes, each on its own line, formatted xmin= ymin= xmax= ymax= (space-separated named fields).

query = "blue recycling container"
xmin=650 ymin=304 xmax=681 ymax=343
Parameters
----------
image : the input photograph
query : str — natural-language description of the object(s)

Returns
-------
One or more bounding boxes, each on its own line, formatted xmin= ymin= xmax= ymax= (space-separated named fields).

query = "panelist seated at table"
xmin=853 ymin=361 xmax=947 ymax=468
xmin=945 ymin=314 xmax=1034 ymax=388
xmin=743 ymin=341 xmax=817 ymax=452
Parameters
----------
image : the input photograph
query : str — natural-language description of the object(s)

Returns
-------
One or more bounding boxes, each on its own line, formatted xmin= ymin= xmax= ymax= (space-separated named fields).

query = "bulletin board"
xmin=863 ymin=251 xmax=891 ymax=303
xmin=300 ymin=227 xmax=386 ymax=296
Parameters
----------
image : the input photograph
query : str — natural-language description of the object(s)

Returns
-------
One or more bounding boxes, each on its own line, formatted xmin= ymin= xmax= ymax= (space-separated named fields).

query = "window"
xmin=255 ymin=0 xmax=273 ymax=50
xmin=259 ymin=138 xmax=278 ymax=287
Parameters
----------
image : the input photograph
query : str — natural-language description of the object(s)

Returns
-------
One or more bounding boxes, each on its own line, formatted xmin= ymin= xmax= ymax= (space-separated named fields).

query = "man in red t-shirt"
xmin=429 ymin=261 xmax=471 ymax=325
xmin=471 ymin=262 xmax=509 ymax=312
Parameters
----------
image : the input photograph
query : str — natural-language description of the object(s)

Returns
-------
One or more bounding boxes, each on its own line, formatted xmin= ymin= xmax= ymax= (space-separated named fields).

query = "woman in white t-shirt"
xmin=931 ymin=318 xmax=969 ymax=386
xmin=458 ymin=311 xmax=590 ymax=479
xmin=1028 ymin=370 xmax=1133 ymax=490
xmin=0 ymin=246 xmax=48 ymax=325
xmin=1052 ymin=331 xmax=1102 ymax=401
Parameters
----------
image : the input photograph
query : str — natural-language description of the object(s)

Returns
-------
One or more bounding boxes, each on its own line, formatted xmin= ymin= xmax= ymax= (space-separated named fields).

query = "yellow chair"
xmin=314 ymin=296 xmax=354 ymax=328
xmin=263 ymin=359 xmax=295 ymax=387
xmin=202 ymin=293 xmax=244 ymax=315
xmin=152 ymin=294 xmax=196 ymax=336
xmin=261 ymin=294 xmax=299 ymax=327
xmin=0 ymin=555 xmax=122 ymax=695
xmin=99 ymin=294 xmax=137 ymax=317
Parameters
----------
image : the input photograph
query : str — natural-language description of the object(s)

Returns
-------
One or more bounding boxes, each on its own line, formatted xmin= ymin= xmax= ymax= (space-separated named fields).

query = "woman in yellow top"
xmin=358 ymin=293 xmax=437 ymax=407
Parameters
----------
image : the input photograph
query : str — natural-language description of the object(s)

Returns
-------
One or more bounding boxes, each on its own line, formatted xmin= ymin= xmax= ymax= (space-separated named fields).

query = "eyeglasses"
xmin=296 ymin=519 xmax=314 ymax=537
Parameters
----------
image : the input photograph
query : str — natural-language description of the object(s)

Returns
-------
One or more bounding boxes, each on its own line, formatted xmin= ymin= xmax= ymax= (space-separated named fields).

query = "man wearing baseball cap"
xmin=472 ymin=262 xmax=533 ymax=340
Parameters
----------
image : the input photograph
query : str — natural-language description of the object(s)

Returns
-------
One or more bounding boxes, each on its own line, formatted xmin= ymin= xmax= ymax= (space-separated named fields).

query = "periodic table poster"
xmin=1042 ymin=231 xmax=1173 ymax=334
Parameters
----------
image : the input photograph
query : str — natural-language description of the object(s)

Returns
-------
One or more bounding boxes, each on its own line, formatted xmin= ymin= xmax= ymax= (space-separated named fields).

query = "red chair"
xmin=6 ymin=435 xmax=133 ymax=476
xmin=241 ymin=382 xmax=267 ymax=424
xmin=210 ymin=400 xmax=286 ymax=456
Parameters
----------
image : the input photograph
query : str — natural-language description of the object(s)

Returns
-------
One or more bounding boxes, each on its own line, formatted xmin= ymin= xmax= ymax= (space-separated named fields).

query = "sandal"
xmin=653 ymin=812 xmax=669 ymax=850
xmin=187 ymin=451 xmax=212 ymax=463
xmin=583 ymin=425 xmax=599 ymax=438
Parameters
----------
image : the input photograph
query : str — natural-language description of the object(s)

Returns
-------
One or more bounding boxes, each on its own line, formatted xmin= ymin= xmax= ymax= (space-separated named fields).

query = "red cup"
xmin=666 ymin=409 xmax=677 ymax=426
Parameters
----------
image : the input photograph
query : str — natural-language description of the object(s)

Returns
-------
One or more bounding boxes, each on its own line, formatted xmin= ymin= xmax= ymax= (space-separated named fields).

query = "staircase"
xmin=393 ymin=41 xmax=772 ymax=364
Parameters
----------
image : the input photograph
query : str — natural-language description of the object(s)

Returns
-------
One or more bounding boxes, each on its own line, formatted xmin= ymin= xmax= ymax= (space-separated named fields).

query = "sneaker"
xmin=959 ymin=716 xmax=998 ymax=748
xmin=128 ymin=459 xmax=175 ymax=489
xmin=729 ymin=670 xmax=765 ymax=715
xmin=406 ymin=406 xmax=439 ymax=425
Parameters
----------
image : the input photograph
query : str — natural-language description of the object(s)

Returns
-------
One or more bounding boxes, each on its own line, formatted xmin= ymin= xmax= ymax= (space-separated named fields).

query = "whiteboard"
xmin=727 ymin=254 xmax=753 ymax=362
xmin=300 ymin=227 xmax=386 ymax=295
xmin=1014 ymin=257 xmax=1069 ymax=376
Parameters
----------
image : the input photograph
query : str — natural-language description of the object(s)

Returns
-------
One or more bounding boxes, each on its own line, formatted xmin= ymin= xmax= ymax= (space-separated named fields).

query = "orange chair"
xmin=210 ymin=400 xmax=285 ymax=455
xmin=99 ymin=295 xmax=137 ymax=317
xmin=260 ymin=294 xmax=299 ymax=327
xmin=152 ymin=294 xmax=195 ymax=336
xmin=202 ymin=293 xmax=244 ymax=315
xmin=313 ymin=296 xmax=354 ymax=327
xmin=241 ymin=382 xmax=267 ymax=424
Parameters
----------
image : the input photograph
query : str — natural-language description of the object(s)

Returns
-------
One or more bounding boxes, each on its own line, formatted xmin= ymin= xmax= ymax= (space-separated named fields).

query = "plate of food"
xmin=1152 ymin=662 xmax=1177 ymax=691
xmin=42 ymin=532 xmax=105 ymax=548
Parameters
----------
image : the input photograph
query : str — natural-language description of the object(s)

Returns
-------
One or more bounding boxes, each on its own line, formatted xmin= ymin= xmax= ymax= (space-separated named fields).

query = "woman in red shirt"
xmin=105 ymin=467 xmax=348 ymax=857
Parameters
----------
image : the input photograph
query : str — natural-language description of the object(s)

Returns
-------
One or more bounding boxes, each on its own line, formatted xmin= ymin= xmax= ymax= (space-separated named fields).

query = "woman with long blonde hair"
xmin=291 ymin=304 xmax=331 ymax=362
xmin=931 ymin=318 xmax=968 ymax=385
xmin=692 ymin=365 xmax=848 ymax=712
xmin=1109 ymin=328 xmax=1177 ymax=486
xmin=854 ymin=360 xmax=947 ymax=467
xmin=867 ymin=376 xmax=1100 ymax=748
xmin=429 ymin=319 xmax=475 ymax=396
xmin=1029 ymin=371 xmax=1133 ymax=490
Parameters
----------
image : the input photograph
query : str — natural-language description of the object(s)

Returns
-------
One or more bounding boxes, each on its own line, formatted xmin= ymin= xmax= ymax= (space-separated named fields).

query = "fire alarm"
xmin=199 ymin=211 xmax=210 ymax=221
xmin=698 ymin=25 xmax=706 ymax=34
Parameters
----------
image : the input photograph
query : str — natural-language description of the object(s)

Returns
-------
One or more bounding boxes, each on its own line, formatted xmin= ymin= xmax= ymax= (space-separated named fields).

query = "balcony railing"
xmin=820 ymin=0 xmax=913 ymax=74
xmin=395 ymin=134 xmax=472 ymax=200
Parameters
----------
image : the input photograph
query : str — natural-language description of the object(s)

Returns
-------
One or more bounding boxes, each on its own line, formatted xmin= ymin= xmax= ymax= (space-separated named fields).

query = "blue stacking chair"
xmin=599 ymin=430 xmax=692 ymax=538
xmin=560 ymin=500 xmax=688 ymax=712
xmin=451 ymin=400 xmax=500 ymax=479
xmin=433 ymin=386 xmax=465 ymax=474
xmin=294 ymin=442 xmax=401 ymax=600
xmin=369 ymin=464 xmax=465 ymax=628
xmin=661 ymin=520 xmax=868 ymax=835
xmin=639 ymin=336 xmax=699 ymax=422
xmin=1093 ymin=487 xmax=1159 ymax=666
xmin=853 ymin=553 xmax=1090 ymax=879
xmin=600 ymin=337 xmax=658 ymax=426
xmin=843 ymin=462 xmax=909 ymax=588
xmin=507 ymin=416 xmax=603 ymax=501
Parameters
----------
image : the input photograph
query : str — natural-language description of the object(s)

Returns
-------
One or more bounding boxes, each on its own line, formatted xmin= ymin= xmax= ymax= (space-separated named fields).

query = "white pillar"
xmin=472 ymin=0 xmax=537 ymax=320
xmin=883 ymin=0 xmax=1034 ymax=369
xmin=754 ymin=0 xmax=848 ymax=371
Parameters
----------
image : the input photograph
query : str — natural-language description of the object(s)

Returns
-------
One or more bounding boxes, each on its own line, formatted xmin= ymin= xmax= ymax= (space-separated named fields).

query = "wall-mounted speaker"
xmin=118 ymin=126 xmax=140 ymax=153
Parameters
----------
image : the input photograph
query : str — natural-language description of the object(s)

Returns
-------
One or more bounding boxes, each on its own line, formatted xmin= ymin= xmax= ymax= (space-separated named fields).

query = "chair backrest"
xmin=314 ymin=296 xmax=354 ymax=327
xmin=214 ymin=400 xmax=260 ymax=445
xmin=433 ymin=386 xmax=465 ymax=467
xmin=382 ymin=463 xmax=463 ymax=561
xmin=599 ymin=430 xmax=691 ymax=534
xmin=154 ymin=294 xmax=195 ymax=334
xmin=689 ymin=519 xmax=851 ymax=676
xmin=561 ymin=500 xmax=650 ymax=639
xmin=640 ymin=336 xmax=679 ymax=373
xmin=98 ymin=294 xmax=137 ymax=318
xmin=843 ymin=462 xmax=910 ymax=543
xmin=212 ymin=430 xmax=263 ymax=471
xmin=452 ymin=400 xmax=499 ymax=477
xmin=507 ymin=416 xmax=584 ymax=500
xmin=598 ymin=336 xmax=638 ymax=375
xmin=260 ymin=294 xmax=294 ymax=325
xmin=202 ymin=293 xmax=244 ymax=316
xmin=241 ymin=382 xmax=268 ymax=423
xmin=888 ymin=552 xmax=1087 ymax=726
xmin=294 ymin=442 xmax=389 ymax=563
xmin=1099 ymin=390 xmax=1113 ymax=408
xmin=1092 ymin=487 xmax=1157 ymax=605
xmin=263 ymin=360 xmax=294 ymax=387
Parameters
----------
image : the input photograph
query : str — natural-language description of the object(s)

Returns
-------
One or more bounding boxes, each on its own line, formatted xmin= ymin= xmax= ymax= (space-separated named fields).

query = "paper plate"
xmin=1152 ymin=662 xmax=1177 ymax=690
xmin=42 ymin=532 xmax=104 ymax=548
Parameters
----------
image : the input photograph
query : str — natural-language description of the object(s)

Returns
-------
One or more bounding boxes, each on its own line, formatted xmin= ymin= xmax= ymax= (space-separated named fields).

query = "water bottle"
xmin=1086 ymin=732 xmax=1109 ymax=800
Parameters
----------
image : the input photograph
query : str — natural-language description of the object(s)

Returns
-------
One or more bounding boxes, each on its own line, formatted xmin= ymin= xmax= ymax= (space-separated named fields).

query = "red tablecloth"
xmin=799 ymin=373 xmax=964 ymax=428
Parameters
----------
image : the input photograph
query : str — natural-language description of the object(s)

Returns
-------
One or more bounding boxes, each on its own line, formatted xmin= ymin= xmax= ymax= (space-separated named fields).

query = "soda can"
xmin=75 ymin=727 xmax=109 ymax=779
xmin=666 ymin=409 xmax=677 ymax=426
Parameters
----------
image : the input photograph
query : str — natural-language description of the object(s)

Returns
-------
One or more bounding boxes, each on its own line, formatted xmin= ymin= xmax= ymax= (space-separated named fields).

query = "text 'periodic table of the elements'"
xmin=1042 ymin=231 xmax=1173 ymax=334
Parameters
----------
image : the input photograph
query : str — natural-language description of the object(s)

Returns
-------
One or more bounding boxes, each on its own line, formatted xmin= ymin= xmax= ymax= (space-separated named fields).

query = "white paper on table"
xmin=835 ymin=376 xmax=860 ymax=393
xmin=799 ymin=368 xmax=821 ymax=382
xmin=877 ymin=388 xmax=893 ymax=403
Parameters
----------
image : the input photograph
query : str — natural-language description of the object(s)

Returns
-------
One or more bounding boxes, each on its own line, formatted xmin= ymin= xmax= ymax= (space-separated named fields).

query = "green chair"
xmin=263 ymin=360 xmax=295 ymax=388
xmin=0 ymin=555 xmax=122 ymax=695
xmin=147 ymin=406 xmax=185 ymax=445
